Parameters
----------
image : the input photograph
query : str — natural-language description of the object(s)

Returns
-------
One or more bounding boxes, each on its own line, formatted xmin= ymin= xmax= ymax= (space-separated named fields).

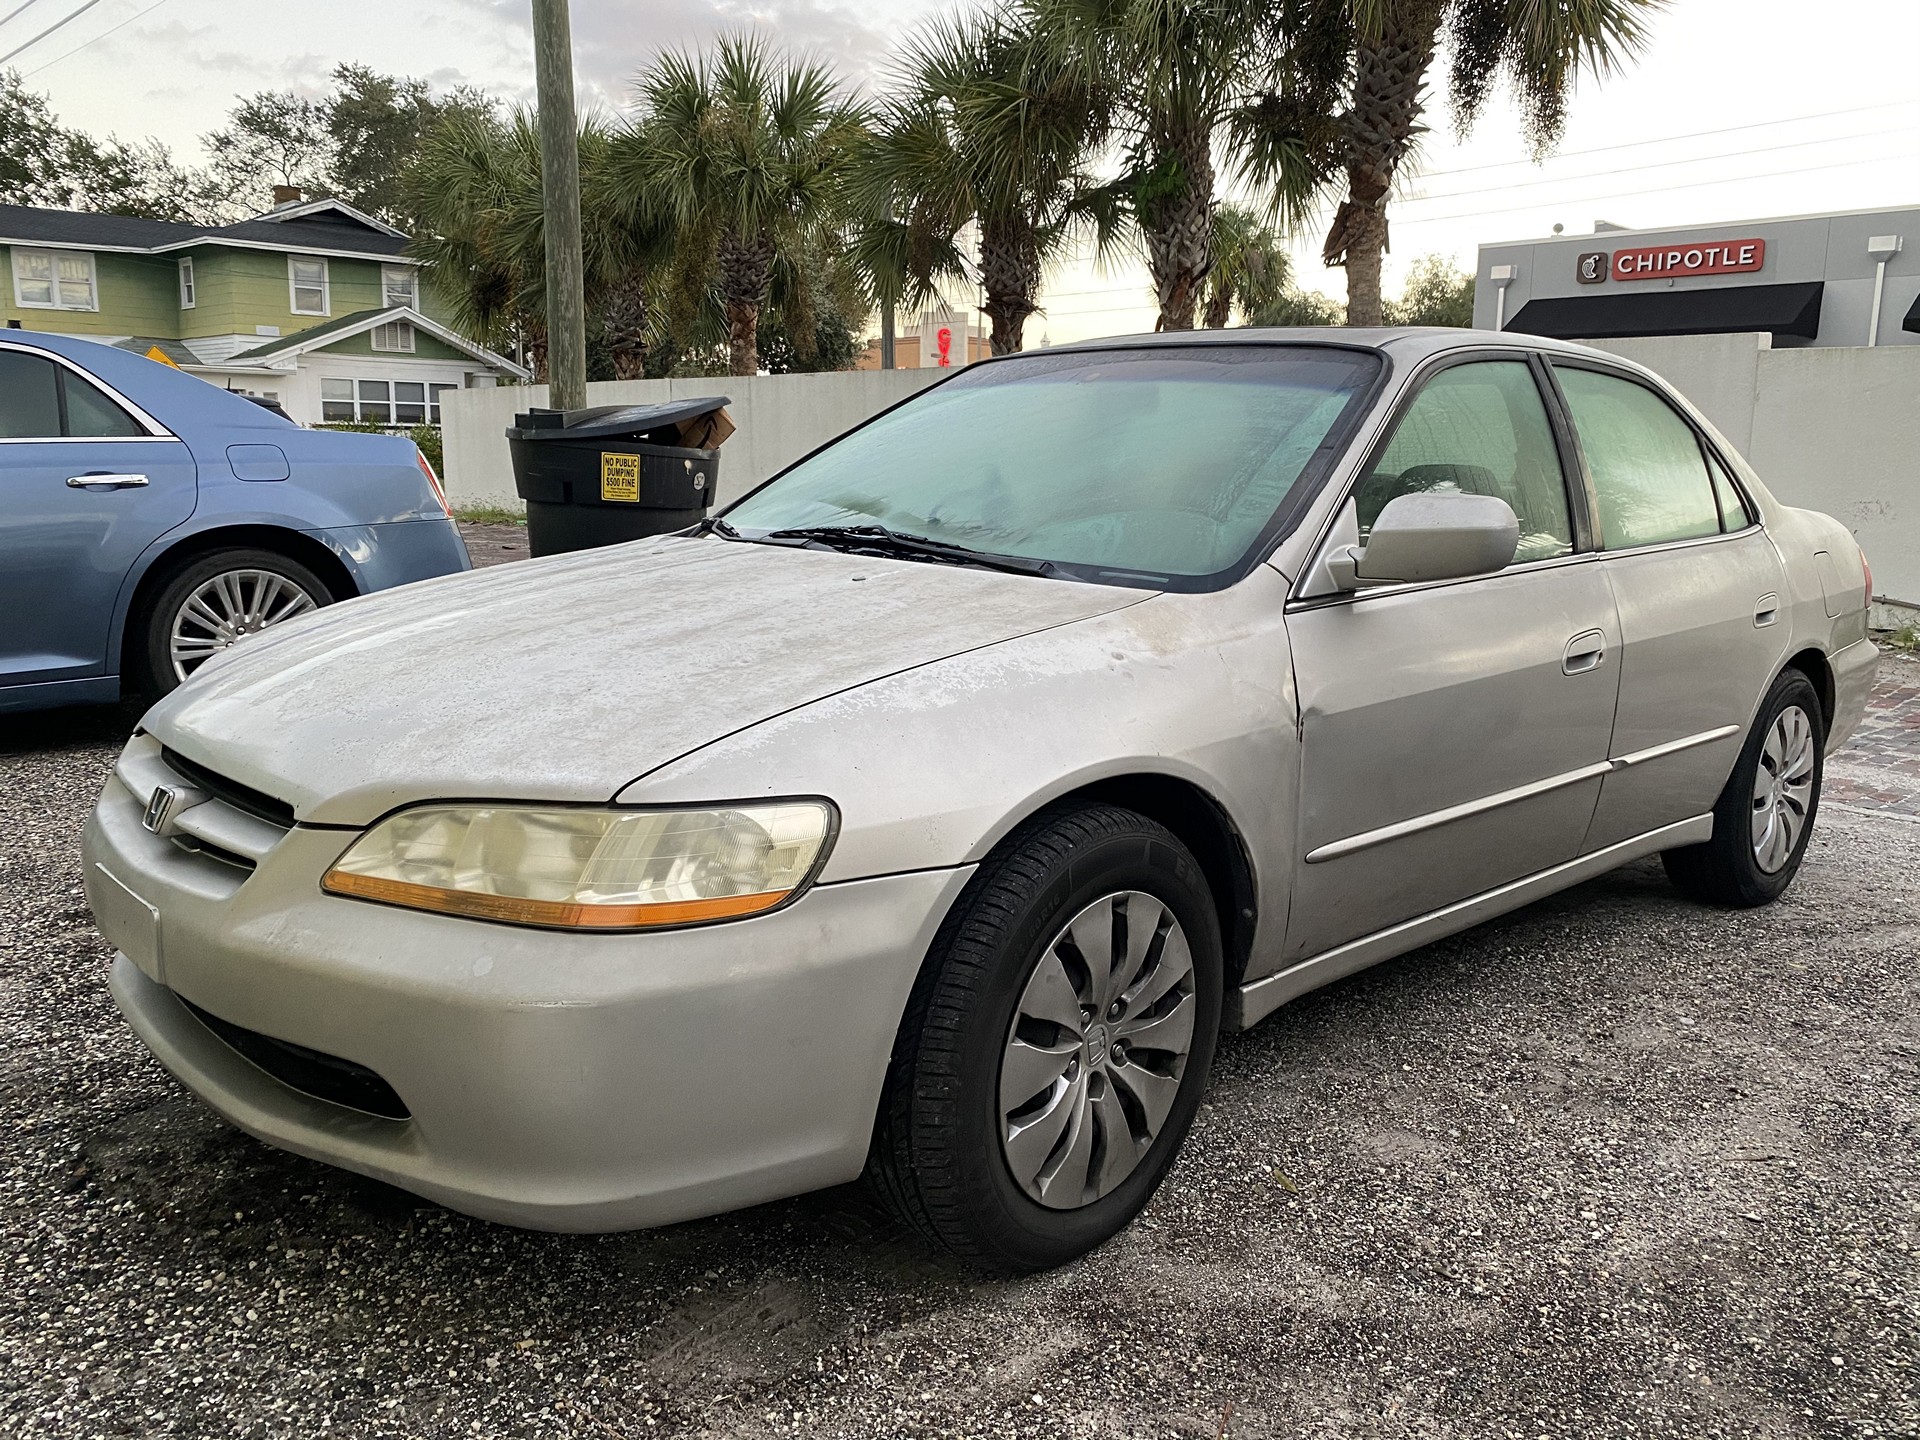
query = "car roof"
xmin=1039 ymin=325 xmax=1628 ymax=366
xmin=1 ymin=330 xmax=297 ymax=435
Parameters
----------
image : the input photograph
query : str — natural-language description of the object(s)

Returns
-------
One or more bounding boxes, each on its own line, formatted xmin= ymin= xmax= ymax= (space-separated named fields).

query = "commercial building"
xmin=1475 ymin=205 xmax=1920 ymax=348
xmin=1 ymin=194 xmax=527 ymax=424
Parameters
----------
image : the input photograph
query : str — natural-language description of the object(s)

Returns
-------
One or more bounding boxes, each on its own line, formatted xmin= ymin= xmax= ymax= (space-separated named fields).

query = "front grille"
xmin=181 ymin=998 xmax=411 ymax=1120
xmin=160 ymin=747 xmax=297 ymax=829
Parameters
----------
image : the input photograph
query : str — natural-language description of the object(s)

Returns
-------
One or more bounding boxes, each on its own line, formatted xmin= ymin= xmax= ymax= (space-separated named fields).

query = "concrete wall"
xmin=441 ymin=368 xmax=946 ymax=510
xmin=1584 ymin=333 xmax=1920 ymax=606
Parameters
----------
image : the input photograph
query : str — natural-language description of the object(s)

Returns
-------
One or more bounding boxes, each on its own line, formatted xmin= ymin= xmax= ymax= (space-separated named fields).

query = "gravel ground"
xmin=2 ymin=653 xmax=1916 ymax=1440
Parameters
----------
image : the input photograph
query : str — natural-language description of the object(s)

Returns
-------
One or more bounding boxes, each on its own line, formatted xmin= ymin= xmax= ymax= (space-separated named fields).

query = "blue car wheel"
xmin=139 ymin=549 xmax=332 ymax=694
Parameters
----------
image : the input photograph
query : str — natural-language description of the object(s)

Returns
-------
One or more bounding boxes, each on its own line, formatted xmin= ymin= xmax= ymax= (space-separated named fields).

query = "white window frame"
xmin=381 ymin=264 xmax=418 ymax=308
xmin=370 ymin=320 xmax=416 ymax=354
xmin=288 ymin=255 xmax=330 ymax=316
xmin=12 ymin=247 xmax=99 ymax=312
xmin=177 ymin=256 xmax=195 ymax=309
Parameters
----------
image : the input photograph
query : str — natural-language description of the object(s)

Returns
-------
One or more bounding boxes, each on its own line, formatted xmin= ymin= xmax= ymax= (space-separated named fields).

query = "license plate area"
xmin=90 ymin=861 xmax=162 ymax=982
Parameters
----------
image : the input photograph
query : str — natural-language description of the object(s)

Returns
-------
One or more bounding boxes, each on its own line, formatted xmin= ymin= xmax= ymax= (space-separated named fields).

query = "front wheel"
xmin=139 ymin=549 xmax=332 ymax=695
xmin=868 ymin=804 xmax=1223 ymax=1272
xmin=1663 ymin=668 xmax=1826 ymax=907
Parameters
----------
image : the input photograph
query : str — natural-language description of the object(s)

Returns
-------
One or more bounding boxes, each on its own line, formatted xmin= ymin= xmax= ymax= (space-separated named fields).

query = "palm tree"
xmin=1245 ymin=0 xmax=1662 ymax=326
xmin=407 ymin=108 xmax=660 ymax=378
xmin=1200 ymin=202 xmax=1291 ymax=327
xmin=851 ymin=11 xmax=1105 ymax=355
xmin=1021 ymin=0 xmax=1283 ymax=332
xmin=616 ymin=37 xmax=866 ymax=377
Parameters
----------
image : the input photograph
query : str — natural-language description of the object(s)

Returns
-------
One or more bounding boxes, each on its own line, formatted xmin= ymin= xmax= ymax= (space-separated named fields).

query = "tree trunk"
xmin=1143 ymin=125 xmax=1214 ymax=332
xmin=717 ymin=227 xmax=775 ymax=377
xmin=979 ymin=219 xmax=1042 ymax=355
xmin=1202 ymin=288 xmax=1233 ymax=328
xmin=1320 ymin=10 xmax=1439 ymax=327
xmin=601 ymin=276 xmax=649 ymax=380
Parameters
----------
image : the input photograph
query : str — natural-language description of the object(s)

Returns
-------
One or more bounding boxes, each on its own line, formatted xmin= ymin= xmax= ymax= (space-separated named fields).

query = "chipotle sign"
xmin=1608 ymin=238 xmax=1766 ymax=281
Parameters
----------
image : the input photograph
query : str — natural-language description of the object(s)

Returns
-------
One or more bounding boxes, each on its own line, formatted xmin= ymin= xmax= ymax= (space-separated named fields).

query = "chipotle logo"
xmin=1610 ymin=239 xmax=1765 ymax=281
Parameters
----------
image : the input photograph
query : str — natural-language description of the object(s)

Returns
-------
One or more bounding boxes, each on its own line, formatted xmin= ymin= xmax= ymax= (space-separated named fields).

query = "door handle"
xmin=66 ymin=473 xmax=150 ymax=490
xmin=1562 ymin=629 xmax=1606 ymax=675
xmin=1754 ymin=593 xmax=1779 ymax=627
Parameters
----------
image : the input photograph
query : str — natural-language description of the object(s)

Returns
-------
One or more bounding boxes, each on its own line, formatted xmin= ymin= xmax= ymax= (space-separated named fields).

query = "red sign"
xmin=1612 ymin=239 xmax=1765 ymax=281
xmin=936 ymin=326 xmax=953 ymax=367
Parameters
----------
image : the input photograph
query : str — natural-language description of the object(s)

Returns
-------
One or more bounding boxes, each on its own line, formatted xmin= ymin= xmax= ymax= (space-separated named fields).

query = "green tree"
xmin=0 ymin=70 xmax=194 ymax=218
xmin=201 ymin=91 xmax=331 ymax=218
xmin=1384 ymin=253 xmax=1473 ymax=326
xmin=1021 ymin=0 xmax=1284 ymax=331
xmin=1246 ymin=284 xmax=1344 ymax=326
xmin=325 ymin=64 xmax=494 ymax=228
xmin=615 ymin=36 xmax=866 ymax=377
xmin=852 ymin=10 xmax=1103 ymax=355
xmin=1201 ymin=202 xmax=1291 ymax=327
xmin=407 ymin=108 xmax=661 ymax=379
xmin=1247 ymin=0 xmax=1661 ymax=326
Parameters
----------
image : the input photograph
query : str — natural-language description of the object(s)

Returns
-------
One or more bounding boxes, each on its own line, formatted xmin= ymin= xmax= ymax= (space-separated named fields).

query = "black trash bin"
xmin=505 ymin=397 xmax=733 ymax=557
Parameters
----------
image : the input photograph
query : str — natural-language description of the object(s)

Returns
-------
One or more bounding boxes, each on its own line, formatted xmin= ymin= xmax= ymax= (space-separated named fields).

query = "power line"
xmin=0 ymin=0 xmax=109 ymax=66
xmin=22 ymin=0 xmax=174 ymax=75
xmin=0 ymin=0 xmax=52 ymax=35
xmin=1400 ymin=125 xmax=1920 ymax=206
xmin=1402 ymin=99 xmax=1920 ymax=182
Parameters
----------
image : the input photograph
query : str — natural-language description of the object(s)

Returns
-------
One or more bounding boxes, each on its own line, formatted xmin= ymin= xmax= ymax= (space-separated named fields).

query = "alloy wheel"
xmin=169 ymin=569 xmax=319 ymax=682
xmin=999 ymin=890 xmax=1197 ymax=1210
xmin=1751 ymin=703 xmax=1815 ymax=874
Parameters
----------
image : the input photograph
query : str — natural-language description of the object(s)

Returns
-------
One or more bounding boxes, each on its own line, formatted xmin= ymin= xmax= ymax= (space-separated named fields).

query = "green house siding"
xmin=315 ymin=327 xmax=469 ymax=361
xmin=180 ymin=249 xmax=407 ymax=339
xmin=2 ymin=244 xmax=182 ymax=338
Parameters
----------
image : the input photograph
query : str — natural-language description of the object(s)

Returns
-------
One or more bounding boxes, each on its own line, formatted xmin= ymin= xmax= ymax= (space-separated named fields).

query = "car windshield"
xmin=723 ymin=345 xmax=1380 ymax=586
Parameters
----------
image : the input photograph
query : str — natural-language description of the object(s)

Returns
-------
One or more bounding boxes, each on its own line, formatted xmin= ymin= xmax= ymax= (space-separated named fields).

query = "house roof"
xmin=227 ymin=305 xmax=530 ymax=379
xmin=0 ymin=199 xmax=414 ymax=261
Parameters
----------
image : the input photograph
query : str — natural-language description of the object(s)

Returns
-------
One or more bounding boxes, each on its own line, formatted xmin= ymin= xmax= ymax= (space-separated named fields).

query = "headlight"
xmin=321 ymin=801 xmax=835 ymax=930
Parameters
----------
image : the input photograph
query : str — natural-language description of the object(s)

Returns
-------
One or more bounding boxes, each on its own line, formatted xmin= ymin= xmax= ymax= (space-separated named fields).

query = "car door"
xmin=1282 ymin=354 xmax=1623 ymax=963
xmin=0 ymin=346 xmax=197 ymax=687
xmin=1547 ymin=361 xmax=1789 ymax=851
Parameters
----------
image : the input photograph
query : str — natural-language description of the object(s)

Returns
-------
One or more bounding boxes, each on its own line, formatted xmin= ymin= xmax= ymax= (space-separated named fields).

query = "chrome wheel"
xmin=1751 ymin=703 xmax=1815 ymax=874
xmin=999 ymin=890 xmax=1197 ymax=1210
xmin=168 ymin=569 xmax=319 ymax=681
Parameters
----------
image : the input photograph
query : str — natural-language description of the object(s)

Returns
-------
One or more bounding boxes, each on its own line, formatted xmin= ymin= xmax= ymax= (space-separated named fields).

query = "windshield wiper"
xmin=754 ymin=524 xmax=1057 ymax=577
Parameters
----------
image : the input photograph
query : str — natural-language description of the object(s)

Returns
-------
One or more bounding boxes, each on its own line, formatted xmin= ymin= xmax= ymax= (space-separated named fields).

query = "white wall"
xmin=1583 ymin=334 xmax=1920 ymax=607
xmin=441 ymin=369 xmax=945 ymax=511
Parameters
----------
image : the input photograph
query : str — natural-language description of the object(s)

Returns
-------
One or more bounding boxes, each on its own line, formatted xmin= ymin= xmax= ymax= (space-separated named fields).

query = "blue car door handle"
xmin=66 ymin=473 xmax=151 ymax=490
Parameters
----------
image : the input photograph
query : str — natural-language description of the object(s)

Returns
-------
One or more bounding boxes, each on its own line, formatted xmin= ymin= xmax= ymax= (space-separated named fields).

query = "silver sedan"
xmin=84 ymin=330 xmax=1877 ymax=1272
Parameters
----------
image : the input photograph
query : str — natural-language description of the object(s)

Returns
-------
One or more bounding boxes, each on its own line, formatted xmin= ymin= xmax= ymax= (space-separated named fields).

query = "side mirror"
xmin=1328 ymin=492 xmax=1520 ymax=589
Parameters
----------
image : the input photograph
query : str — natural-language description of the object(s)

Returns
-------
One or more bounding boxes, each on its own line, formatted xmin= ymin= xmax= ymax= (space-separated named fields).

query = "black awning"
xmin=1904 ymin=291 xmax=1920 ymax=335
xmin=1506 ymin=281 xmax=1824 ymax=341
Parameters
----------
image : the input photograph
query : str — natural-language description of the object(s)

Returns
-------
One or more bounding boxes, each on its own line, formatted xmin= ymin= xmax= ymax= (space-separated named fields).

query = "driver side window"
xmin=1356 ymin=360 xmax=1574 ymax=565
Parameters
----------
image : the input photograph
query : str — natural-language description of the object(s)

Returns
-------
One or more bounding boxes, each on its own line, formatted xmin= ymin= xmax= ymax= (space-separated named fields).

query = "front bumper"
xmin=85 ymin=762 xmax=970 ymax=1231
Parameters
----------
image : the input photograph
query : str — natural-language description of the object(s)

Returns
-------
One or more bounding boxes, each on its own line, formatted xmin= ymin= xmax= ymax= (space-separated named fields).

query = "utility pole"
xmin=531 ymin=0 xmax=587 ymax=412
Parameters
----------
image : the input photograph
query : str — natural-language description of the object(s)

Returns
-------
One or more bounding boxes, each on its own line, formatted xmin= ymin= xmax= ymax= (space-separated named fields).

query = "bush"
xmin=313 ymin=421 xmax=443 ymax=475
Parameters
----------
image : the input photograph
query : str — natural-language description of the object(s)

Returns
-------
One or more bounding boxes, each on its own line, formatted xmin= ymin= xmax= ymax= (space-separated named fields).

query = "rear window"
xmin=726 ymin=346 xmax=1381 ymax=586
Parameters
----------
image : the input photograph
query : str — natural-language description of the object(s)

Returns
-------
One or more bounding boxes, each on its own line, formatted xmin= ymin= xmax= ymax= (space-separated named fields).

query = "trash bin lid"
xmin=506 ymin=397 xmax=732 ymax=442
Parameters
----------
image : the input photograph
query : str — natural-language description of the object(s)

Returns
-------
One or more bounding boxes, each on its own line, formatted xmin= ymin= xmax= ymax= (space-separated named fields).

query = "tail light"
xmin=415 ymin=447 xmax=451 ymax=519
xmin=1862 ymin=549 xmax=1874 ymax=606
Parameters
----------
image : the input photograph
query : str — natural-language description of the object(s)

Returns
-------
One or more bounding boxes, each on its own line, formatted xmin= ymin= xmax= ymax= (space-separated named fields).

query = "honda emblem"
xmin=143 ymin=785 xmax=181 ymax=835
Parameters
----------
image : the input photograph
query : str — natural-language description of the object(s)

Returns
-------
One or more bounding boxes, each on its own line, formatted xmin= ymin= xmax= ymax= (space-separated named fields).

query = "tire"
xmin=138 ymin=548 xmax=333 ymax=696
xmin=868 ymin=803 xmax=1223 ymax=1272
xmin=1662 ymin=668 xmax=1826 ymax=908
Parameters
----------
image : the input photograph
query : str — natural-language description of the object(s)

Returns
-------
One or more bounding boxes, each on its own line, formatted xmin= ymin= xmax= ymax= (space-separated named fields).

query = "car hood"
xmin=142 ymin=535 xmax=1147 ymax=825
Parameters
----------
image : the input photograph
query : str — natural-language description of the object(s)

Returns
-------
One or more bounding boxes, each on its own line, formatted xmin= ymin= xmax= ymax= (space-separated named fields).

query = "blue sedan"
xmin=1 ymin=332 xmax=470 ymax=714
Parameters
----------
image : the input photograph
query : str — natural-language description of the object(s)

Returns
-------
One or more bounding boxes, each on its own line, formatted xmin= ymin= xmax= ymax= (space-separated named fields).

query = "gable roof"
xmin=0 ymin=200 xmax=414 ymax=261
xmin=226 ymin=305 xmax=530 ymax=378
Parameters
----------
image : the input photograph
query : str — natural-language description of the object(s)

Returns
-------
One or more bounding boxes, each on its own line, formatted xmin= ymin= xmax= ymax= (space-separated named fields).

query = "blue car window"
xmin=0 ymin=351 xmax=61 ymax=438
xmin=62 ymin=369 xmax=145 ymax=438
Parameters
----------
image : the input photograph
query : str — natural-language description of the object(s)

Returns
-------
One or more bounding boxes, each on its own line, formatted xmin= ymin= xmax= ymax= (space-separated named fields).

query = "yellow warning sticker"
xmin=144 ymin=345 xmax=180 ymax=368
xmin=600 ymin=452 xmax=640 ymax=503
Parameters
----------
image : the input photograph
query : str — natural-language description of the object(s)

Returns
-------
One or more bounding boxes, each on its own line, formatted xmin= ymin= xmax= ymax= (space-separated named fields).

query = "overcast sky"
xmin=11 ymin=0 xmax=1919 ymax=343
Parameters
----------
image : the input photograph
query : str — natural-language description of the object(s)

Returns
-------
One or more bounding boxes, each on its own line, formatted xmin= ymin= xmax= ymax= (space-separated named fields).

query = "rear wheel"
xmin=1663 ymin=669 xmax=1825 ymax=907
xmin=868 ymin=804 xmax=1222 ymax=1272
xmin=139 ymin=549 xmax=331 ymax=695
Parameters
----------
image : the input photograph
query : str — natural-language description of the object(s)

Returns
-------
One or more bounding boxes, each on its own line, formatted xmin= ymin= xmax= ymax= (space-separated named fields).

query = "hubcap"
xmin=1751 ymin=703 xmax=1815 ymax=874
xmin=169 ymin=569 xmax=319 ymax=682
xmin=999 ymin=891 xmax=1197 ymax=1210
